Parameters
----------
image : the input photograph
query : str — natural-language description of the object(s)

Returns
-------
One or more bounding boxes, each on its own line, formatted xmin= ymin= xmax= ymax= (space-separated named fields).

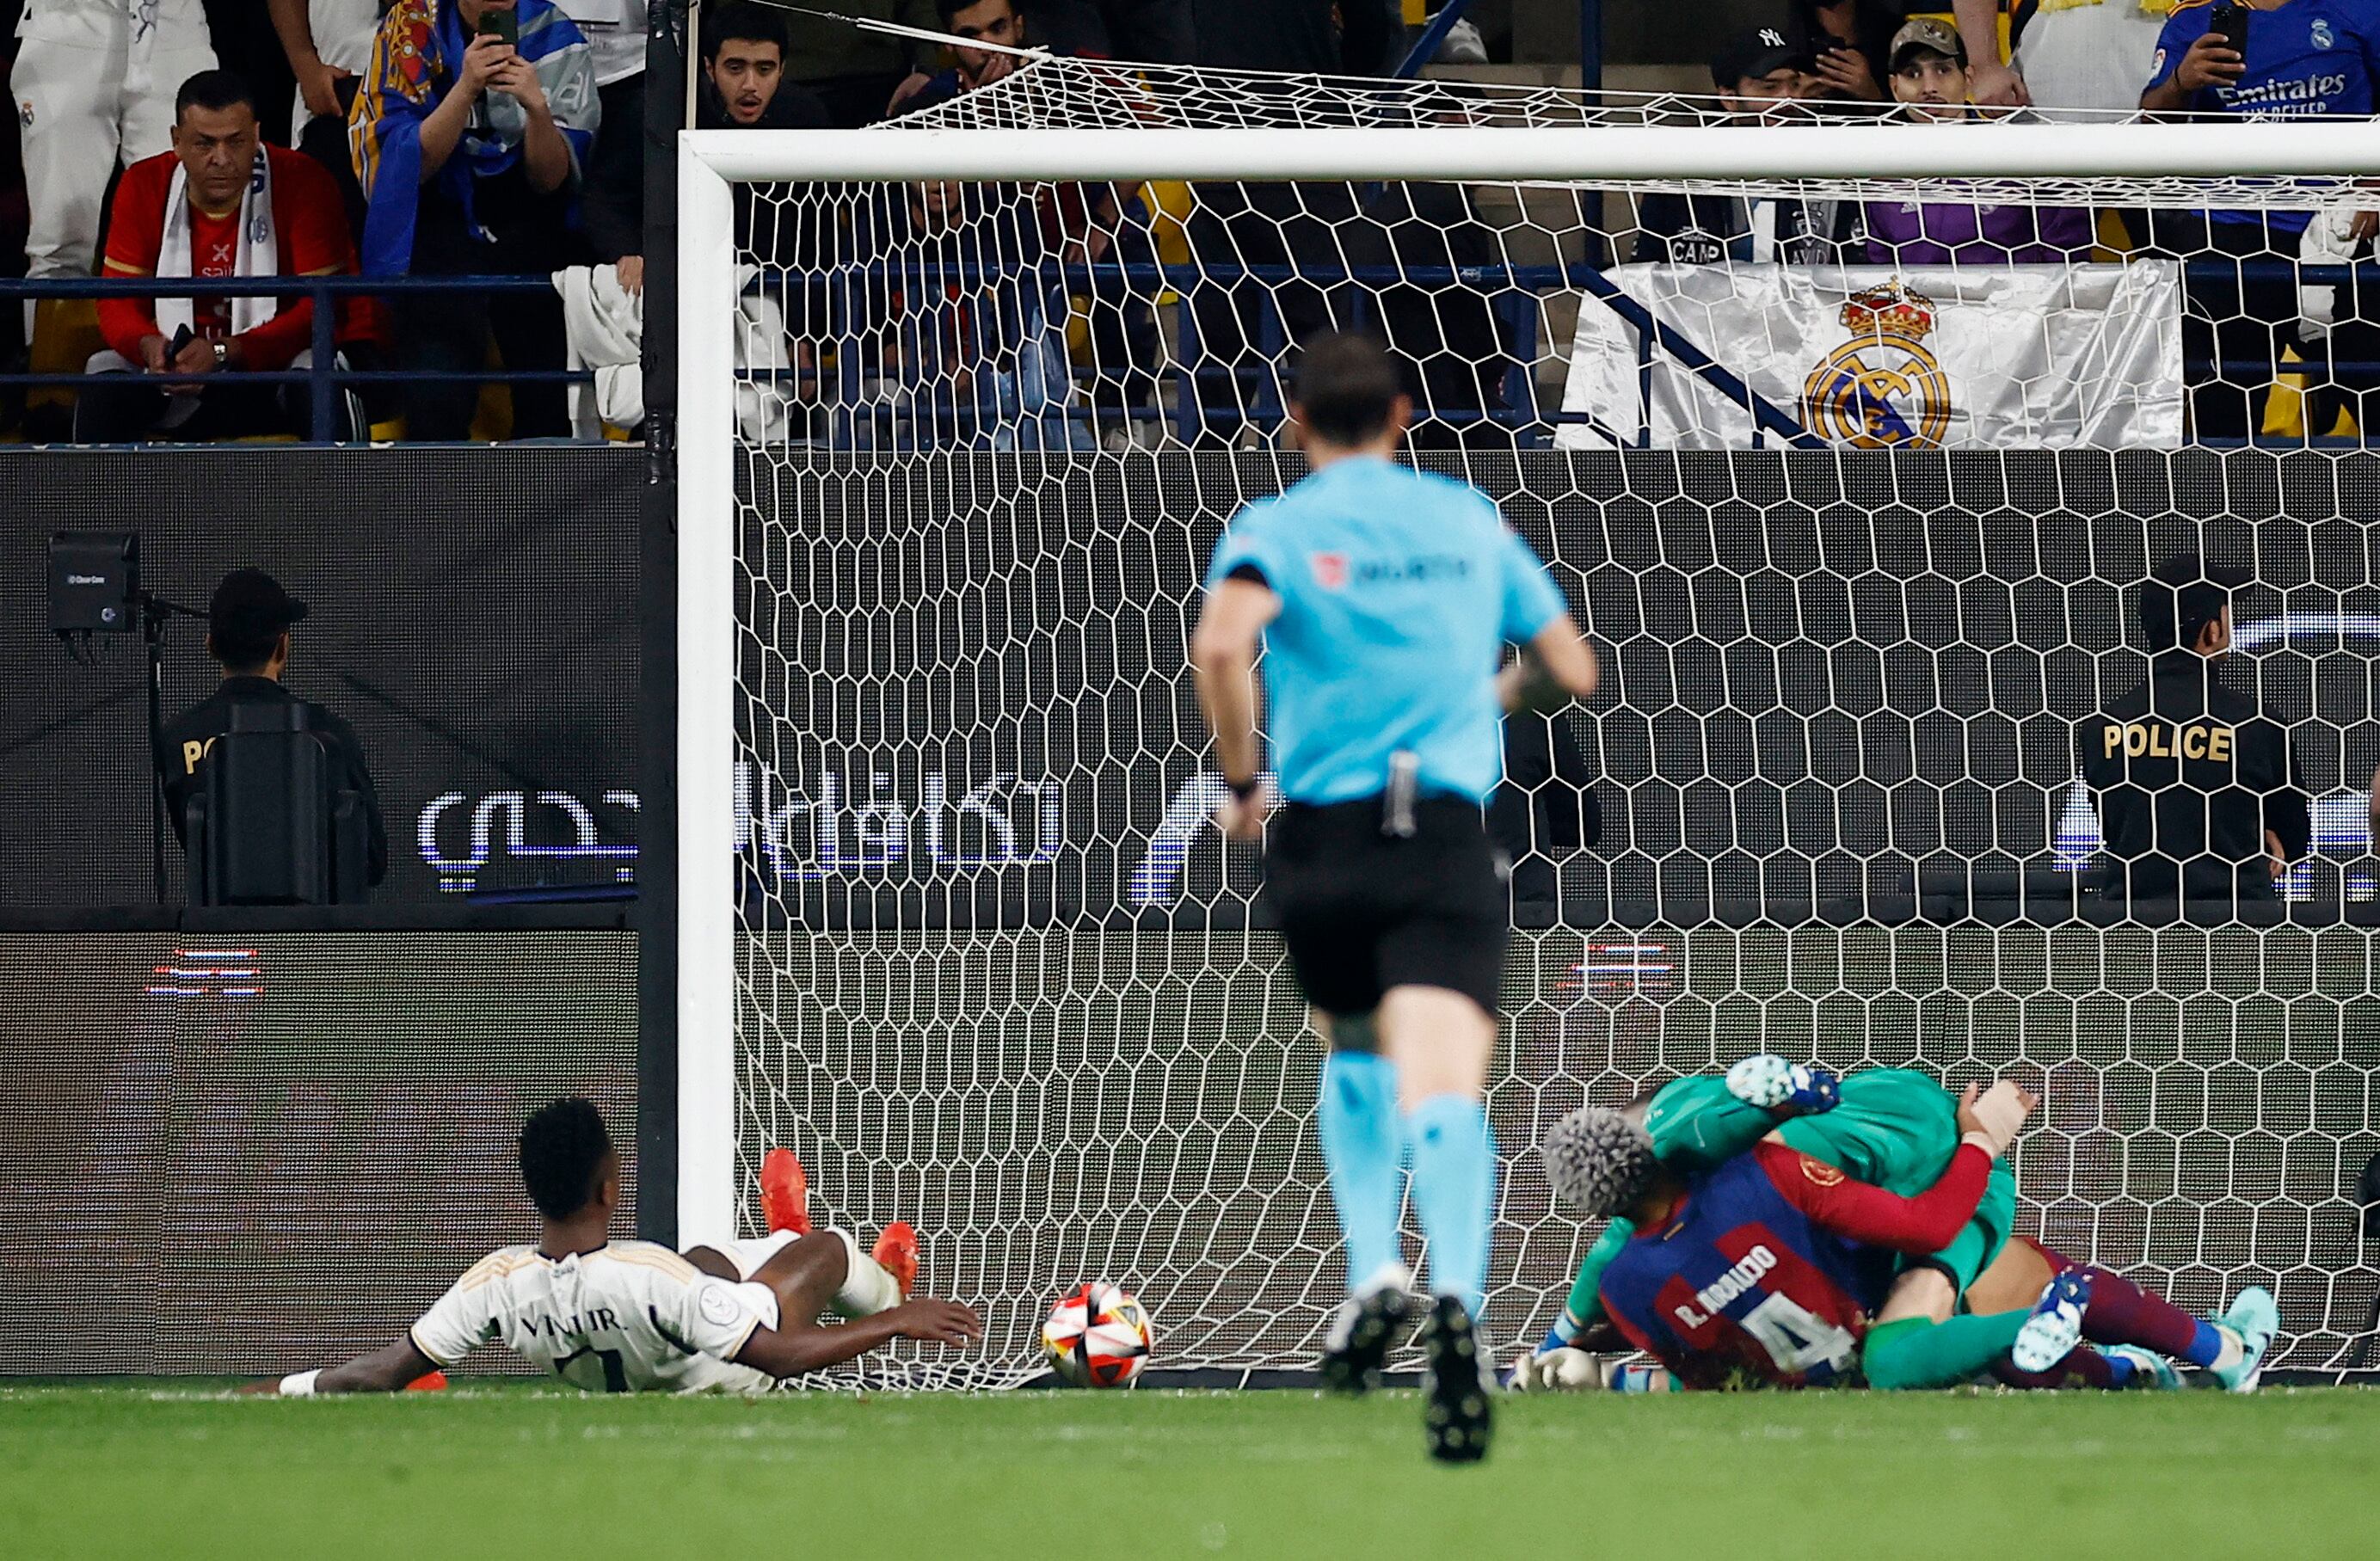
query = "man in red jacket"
xmin=81 ymin=69 xmax=371 ymax=442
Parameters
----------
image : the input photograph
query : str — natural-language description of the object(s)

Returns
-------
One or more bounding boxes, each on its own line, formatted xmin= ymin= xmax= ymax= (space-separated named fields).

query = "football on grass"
xmin=1042 ymin=1281 xmax=1153 ymax=1388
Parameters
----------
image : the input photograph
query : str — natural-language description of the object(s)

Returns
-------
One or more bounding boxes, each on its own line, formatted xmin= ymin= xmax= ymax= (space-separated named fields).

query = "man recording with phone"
xmin=1793 ymin=0 xmax=1899 ymax=102
xmin=350 ymin=0 xmax=599 ymax=439
xmin=2142 ymin=0 xmax=2380 ymax=438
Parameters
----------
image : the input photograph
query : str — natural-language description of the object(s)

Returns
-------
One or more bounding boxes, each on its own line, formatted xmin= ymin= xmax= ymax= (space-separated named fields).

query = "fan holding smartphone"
xmin=2138 ymin=1 xmax=2256 ymax=110
xmin=461 ymin=3 xmax=536 ymax=110
xmin=2136 ymin=0 xmax=2380 ymax=439
xmin=347 ymin=0 xmax=599 ymax=438
xmin=2143 ymin=0 xmax=2380 ymax=114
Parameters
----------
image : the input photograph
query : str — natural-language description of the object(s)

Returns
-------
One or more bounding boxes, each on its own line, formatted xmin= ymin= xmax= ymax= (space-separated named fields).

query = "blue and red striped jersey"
xmin=1596 ymin=1139 xmax=1990 ymax=1389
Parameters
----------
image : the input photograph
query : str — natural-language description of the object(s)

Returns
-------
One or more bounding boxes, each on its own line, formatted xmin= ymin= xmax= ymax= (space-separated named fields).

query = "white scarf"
xmin=156 ymin=150 xmax=280 ymax=339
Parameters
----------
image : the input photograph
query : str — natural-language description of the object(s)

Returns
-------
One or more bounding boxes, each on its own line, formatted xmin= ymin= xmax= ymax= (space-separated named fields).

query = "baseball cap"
xmin=209 ymin=567 xmax=309 ymax=649
xmin=1889 ymin=16 xmax=1966 ymax=69
xmin=2138 ymin=552 xmax=2249 ymax=653
xmin=1711 ymin=22 xmax=1815 ymax=91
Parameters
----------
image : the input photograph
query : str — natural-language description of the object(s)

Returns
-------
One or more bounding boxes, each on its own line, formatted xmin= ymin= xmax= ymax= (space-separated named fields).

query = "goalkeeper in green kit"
xmin=1511 ymin=1056 xmax=2277 ymax=1392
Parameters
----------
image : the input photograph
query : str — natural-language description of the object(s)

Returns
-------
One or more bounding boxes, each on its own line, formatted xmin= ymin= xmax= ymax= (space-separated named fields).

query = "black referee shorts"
xmin=1263 ymin=795 xmax=1510 ymax=1018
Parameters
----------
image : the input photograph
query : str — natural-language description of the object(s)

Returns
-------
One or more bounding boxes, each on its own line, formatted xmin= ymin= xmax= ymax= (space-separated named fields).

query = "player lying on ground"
xmin=1547 ymin=1079 xmax=2064 ymax=1391
xmin=253 ymin=1097 xmax=982 ymax=1395
xmin=1534 ymin=1082 xmax=2277 ymax=1392
xmin=1513 ymin=1059 xmax=2275 ymax=1392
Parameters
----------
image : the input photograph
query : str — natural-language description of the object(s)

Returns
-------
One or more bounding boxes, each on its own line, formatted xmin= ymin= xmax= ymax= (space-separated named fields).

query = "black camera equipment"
xmin=48 ymin=532 xmax=206 ymax=903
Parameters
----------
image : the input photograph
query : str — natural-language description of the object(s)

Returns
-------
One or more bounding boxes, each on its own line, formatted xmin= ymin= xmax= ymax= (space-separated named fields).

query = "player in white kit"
xmin=263 ymin=1098 xmax=981 ymax=1395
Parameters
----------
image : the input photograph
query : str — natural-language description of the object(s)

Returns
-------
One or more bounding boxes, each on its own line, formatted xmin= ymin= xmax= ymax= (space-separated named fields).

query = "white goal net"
xmin=677 ymin=59 xmax=2380 ymax=1388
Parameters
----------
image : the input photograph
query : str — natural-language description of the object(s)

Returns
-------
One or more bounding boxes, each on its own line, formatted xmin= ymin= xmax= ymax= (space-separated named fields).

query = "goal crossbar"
xmin=680 ymin=121 xmax=2380 ymax=185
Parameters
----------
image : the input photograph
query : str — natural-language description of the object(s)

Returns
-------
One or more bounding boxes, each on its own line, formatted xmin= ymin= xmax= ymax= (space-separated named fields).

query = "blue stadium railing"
xmin=0 ymin=275 xmax=593 ymax=443
xmin=1394 ymin=0 xmax=1477 ymax=79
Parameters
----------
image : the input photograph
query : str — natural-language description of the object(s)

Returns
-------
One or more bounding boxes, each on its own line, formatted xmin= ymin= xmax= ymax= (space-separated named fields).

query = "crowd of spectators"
xmin=1638 ymin=4 xmax=2380 ymax=443
xmin=0 ymin=0 xmax=2371 ymax=444
xmin=0 ymin=0 xmax=1418 ymax=444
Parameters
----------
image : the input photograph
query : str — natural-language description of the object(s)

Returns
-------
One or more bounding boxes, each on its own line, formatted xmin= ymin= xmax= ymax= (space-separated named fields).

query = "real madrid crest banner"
xmin=1556 ymin=262 xmax=2183 ymax=450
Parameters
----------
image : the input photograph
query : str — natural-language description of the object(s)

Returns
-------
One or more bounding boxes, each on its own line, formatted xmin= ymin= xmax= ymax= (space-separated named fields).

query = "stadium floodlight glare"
xmin=675 ymin=79 xmax=2380 ymax=1386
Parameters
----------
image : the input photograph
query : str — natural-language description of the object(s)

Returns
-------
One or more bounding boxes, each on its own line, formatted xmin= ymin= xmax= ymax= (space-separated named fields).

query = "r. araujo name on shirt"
xmin=1202 ymin=456 xmax=1568 ymax=808
xmin=1669 ymin=1243 xmax=1780 ymax=1331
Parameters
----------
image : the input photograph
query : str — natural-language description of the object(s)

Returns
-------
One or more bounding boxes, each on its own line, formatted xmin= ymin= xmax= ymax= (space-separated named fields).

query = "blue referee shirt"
xmin=1202 ymin=456 xmax=1570 ymax=807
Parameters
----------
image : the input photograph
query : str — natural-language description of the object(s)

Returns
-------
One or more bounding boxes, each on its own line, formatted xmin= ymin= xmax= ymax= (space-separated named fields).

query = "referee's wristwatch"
xmin=210 ymin=340 xmax=230 ymax=370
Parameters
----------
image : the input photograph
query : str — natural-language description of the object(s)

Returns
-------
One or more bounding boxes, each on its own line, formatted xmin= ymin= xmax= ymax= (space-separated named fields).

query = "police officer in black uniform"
xmin=2080 ymin=553 xmax=2309 ymax=912
xmin=156 ymin=568 xmax=388 ymax=888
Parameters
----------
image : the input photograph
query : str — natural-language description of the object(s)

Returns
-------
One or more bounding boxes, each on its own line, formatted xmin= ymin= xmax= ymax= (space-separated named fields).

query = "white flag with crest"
xmin=1556 ymin=261 xmax=2183 ymax=450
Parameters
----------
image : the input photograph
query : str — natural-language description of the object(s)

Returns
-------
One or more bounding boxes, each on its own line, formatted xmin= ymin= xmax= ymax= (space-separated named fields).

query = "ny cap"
xmin=209 ymin=567 xmax=309 ymax=648
xmin=2139 ymin=551 xmax=2249 ymax=653
xmin=1889 ymin=16 xmax=1966 ymax=69
xmin=1712 ymin=23 xmax=1814 ymax=90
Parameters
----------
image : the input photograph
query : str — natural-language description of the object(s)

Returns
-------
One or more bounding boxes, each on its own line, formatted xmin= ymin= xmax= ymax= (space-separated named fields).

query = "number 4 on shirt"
xmin=1738 ymin=1292 xmax=1859 ymax=1374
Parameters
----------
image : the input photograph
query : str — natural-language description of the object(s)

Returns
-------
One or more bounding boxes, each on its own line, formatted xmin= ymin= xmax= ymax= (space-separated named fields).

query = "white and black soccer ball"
xmin=1042 ymin=1281 xmax=1153 ymax=1388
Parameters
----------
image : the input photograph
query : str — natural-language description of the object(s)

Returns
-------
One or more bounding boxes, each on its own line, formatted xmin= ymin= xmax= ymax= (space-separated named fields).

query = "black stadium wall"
xmin=0 ymin=917 xmax=638 ymax=1376
xmin=6 ymin=446 xmax=2377 ymax=925
xmin=3 ymin=448 xmax=643 ymax=908
xmin=0 ymin=450 xmax=647 ymax=1376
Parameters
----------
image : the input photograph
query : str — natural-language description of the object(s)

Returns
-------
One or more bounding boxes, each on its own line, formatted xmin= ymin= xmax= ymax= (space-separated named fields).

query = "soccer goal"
xmin=676 ymin=60 xmax=2380 ymax=1387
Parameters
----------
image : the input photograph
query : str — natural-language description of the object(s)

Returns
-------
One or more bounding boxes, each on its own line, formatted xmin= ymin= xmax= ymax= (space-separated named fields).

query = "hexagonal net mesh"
xmin=698 ymin=69 xmax=2380 ymax=1388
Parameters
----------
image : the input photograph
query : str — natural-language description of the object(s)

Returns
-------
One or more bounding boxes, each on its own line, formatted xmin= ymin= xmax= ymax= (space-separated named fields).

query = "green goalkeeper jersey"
xmin=1552 ymin=1067 xmax=2014 ymax=1343
xmin=1653 ymin=1066 xmax=1959 ymax=1189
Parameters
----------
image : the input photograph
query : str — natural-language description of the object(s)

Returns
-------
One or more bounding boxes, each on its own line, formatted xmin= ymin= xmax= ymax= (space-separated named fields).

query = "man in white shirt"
xmin=260 ymin=1097 xmax=981 ymax=1395
xmin=266 ymin=0 xmax=380 ymax=246
xmin=269 ymin=0 xmax=379 ymax=141
xmin=12 ymin=0 xmax=218 ymax=413
xmin=1953 ymin=0 xmax=2174 ymax=120
xmin=13 ymin=0 xmax=218 ymax=282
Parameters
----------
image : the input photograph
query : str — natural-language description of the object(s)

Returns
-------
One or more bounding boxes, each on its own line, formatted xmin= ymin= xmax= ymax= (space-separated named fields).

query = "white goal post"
xmin=674 ymin=100 xmax=2380 ymax=1384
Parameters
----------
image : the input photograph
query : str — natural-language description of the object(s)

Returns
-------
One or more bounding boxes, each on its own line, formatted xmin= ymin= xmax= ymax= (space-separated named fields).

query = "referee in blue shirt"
xmin=1190 ymin=333 xmax=1598 ymax=1462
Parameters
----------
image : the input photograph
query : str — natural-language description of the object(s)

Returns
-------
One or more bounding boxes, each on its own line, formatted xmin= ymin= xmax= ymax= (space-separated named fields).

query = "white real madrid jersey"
xmin=409 ymin=1241 xmax=781 ymax=1393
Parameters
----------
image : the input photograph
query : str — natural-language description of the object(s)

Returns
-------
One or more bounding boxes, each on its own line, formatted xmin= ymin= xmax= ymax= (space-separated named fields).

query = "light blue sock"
xmin=1404 ymin=1092 xmax=1496 ymax=1318
xmin=1318 ymin=1050 xmax=1405 ymax=1294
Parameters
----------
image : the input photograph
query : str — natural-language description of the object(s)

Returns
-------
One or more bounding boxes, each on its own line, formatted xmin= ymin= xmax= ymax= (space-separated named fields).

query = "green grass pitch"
xmin=4 ymin=1383 xmax=2374 ymax=1559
